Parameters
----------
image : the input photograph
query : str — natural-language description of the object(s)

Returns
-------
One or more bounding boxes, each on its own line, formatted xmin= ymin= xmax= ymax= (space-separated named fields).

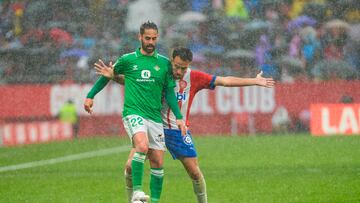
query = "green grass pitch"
xmin=1 ymin=134 xmax=360 ymax=203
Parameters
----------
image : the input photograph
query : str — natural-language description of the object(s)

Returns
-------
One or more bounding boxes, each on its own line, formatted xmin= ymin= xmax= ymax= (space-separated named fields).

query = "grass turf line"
xmin=1 ymin=134 xmax=360 ymax=202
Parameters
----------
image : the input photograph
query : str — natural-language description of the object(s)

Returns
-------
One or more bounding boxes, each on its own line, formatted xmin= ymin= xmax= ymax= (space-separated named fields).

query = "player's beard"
xmin=174 ymin=74 xmax=182 ymax=79
xmin=141 ymin=41 xmax=155 ymax=54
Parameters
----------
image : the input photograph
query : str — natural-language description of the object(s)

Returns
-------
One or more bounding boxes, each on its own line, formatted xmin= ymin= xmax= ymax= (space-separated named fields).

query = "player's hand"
xmin=84 ymin=98 xmax=94 ymax=114
xmin=176 ymin=119 xmax=187 ymax=136
xmin=256 ymin=71 xmax=275 ymax=88
xmin=94 ymin=59 xmax=114 ymax=79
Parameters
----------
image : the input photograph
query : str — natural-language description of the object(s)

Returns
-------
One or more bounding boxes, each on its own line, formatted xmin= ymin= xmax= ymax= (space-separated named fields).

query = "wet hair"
xmin=172 ymin=47 xmax=193 ymax=62
xmin=140 ymin=21 xmax=158 ymax=35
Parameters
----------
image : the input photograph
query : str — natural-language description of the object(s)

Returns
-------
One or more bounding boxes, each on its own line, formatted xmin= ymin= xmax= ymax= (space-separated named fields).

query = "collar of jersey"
xmin=135 ymin=48 xmax=158 ymax=58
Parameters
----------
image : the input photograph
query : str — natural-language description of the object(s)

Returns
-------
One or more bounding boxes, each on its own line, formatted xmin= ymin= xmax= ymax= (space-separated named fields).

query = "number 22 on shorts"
xmin=130 ymin=116 xmax=144 ymax=127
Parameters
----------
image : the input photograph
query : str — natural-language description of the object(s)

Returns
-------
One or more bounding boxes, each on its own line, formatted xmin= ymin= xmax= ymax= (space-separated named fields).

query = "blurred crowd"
xmin=0 ymin=0 xmax=359 ymax=84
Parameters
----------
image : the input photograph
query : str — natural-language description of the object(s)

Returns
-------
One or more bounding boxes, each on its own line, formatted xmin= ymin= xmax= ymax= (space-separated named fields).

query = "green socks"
xmin=150 ymin=168 xmax=164 ymax=203
xmin=129 ymin=153 xmax=164 ymax=203
xmin=131 ymin=152 xmax=146 ymax=191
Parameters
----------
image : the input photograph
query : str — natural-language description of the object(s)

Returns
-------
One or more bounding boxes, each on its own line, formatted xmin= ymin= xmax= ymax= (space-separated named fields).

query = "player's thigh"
xmin=132 ymin=132 xmax=149 ymax=149
xmin=146 ymin=119 xmax=166 ymax=151
xmin=123 ymin=115 xmax=148 ymax=145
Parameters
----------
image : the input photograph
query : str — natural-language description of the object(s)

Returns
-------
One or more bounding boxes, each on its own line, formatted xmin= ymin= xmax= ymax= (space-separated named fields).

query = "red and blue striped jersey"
xmin=162 ymin=68 xmax=216 ymax=129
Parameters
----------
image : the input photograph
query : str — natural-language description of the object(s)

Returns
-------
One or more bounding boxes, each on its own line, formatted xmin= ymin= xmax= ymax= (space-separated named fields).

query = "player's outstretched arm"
xmin=214 ymin=71 xmax=275 ymax=88
xmin=84 ymin=59 xmax=112 ymax=114
xmin=94 ymin=59 xmax=125 ymax=84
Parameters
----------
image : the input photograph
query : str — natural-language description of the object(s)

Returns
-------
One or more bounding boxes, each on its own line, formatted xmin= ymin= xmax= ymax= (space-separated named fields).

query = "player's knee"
xmin=189 ymin=169 xmax=203 ymax=180
xmin=157 ymin=158 xmax=164 ymax=166
xmin=135 ymin=143 xmax=149 ymax=153
xmin=151 ymin=159 xmax=163 ymax=168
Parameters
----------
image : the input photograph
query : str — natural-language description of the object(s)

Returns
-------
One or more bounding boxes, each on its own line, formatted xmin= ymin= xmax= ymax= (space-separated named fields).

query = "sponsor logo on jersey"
xmin=141 ymin=70 xmax=151 ymax=78
xmin=176 ymin=92 xmax=186 ymax=101
xmin=136 ymin=70 xmax=155 ymax=82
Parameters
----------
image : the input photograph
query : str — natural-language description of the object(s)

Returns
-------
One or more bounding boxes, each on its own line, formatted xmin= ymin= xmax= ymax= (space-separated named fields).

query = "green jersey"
xmin=113 ymin=48 xmax=175 ymax=123
xmin=87 ymin=48 xmax=182 ymax=123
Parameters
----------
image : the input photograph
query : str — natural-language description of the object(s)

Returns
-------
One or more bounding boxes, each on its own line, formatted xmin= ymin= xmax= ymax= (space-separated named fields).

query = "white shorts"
xmin=123 ymin=114 xmax=165 ymax=151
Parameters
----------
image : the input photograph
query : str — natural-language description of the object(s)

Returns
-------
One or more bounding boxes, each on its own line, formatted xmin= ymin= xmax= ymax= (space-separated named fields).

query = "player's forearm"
xmin=86 ymin=76 xmax=110 ymax=99
xmin=216 ymin=76 xmax=260 ymax=87
xmin=164 ymin=87 xmax=183 ymax=120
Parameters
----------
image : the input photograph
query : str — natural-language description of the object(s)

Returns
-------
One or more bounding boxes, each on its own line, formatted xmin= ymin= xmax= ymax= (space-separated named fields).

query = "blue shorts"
xmin=164 ymin=129 xmax=197 ymax=160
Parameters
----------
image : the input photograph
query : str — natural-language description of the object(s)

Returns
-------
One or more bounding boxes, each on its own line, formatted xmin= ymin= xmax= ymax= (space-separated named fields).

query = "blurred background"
xmin=1 ymin=0 xmax=360 ymax=146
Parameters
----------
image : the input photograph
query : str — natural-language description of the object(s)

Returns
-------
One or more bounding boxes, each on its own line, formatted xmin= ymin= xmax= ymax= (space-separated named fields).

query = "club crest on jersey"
xmin=153 ymin=65 xmax=160 ymax=71
xmin=179 ymin=80 xmax=187 ymax=89
xmin=183 ymin=135 xmax=193 ymax=145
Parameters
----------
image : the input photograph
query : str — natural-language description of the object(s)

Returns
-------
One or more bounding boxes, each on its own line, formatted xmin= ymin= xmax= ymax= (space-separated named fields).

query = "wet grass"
xmin=1 ymin=134 xmax=360 ymax=202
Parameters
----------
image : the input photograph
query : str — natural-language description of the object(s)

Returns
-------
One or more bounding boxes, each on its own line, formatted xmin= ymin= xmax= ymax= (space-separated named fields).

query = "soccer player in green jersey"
xmin=84 ymin=21 xmax=186 ymax=203
xmin=94 ymin=47 xmax=275 ymax=203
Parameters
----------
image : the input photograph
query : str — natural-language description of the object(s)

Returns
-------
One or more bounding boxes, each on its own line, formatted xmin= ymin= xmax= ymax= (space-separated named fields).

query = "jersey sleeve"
xmin=86 ymin=76 xmax=110 ymax=99
xmin=164 ymin=86 xmax=183 ymax=119
xmin=165 ymin=61 xmax=176 ymax=89
xmin=191 ymin=70 xmax=217 ymax=92
xmin=164 ymin=60 xmax=182 ymax=119
xmin=113 ymin=55 xmax=127 ymax=75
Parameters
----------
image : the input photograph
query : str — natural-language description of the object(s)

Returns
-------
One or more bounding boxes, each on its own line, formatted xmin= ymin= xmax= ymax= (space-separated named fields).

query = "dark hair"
xmin=172 ymin=47 xmax=193 ymax=62
xmin=140 ymin=21 xmax=158 ymax=35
